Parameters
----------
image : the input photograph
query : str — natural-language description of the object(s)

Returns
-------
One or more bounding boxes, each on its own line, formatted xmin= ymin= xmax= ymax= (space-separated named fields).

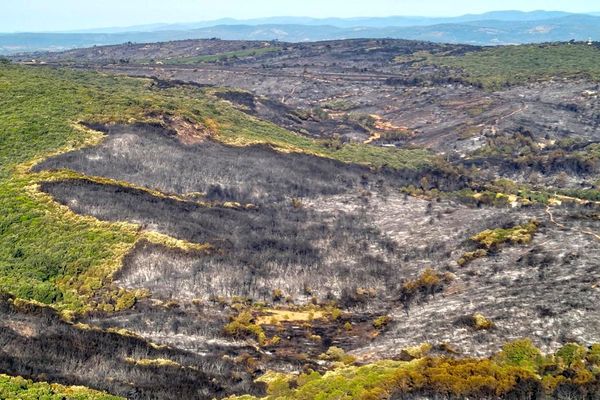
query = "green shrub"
xmin=457 ymin=249 xmax=487 ymax=266
xmin=400 ymin=268 xmax=455 ymax=309
xmin=113 ymin=289 xmax=137 ymax=311
xmin=224 ymin=311 xmax=267 ymax=345
xmin=496 ymin=339 xmax=543 ymax=371
xmin=373 ymin=315 xmax=392 ymax=329
xmin=471 ymin=313 xmax=494 ymax=330
xmin=587 ymin=344 xmax=600 ymax=365
xmin=318 ymin=346 xmax=356 ymax=365
xmin=0 ymin=374 xmax=123 ymax=400
xmin=471 ymin=220 xmax=539 ymax=250
xmin=555 ymin=343 xmax=587 ymax=368
xmin=329 ymin=307 xmax=342 ymax=321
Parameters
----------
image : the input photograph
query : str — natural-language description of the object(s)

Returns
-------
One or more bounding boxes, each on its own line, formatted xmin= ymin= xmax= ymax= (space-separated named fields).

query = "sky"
xmin=1 ymin=0 xmax=599 ymax=33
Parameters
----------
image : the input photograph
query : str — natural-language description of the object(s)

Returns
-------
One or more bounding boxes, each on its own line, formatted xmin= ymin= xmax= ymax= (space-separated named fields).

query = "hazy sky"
xmin=2 ymin=0 xmax=599 ymax=32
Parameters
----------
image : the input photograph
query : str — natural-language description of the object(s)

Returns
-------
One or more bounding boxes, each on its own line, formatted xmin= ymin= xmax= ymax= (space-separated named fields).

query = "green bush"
xmin=457 ymin=249 xmax=488 ymax=266
xmin=318 ymin=346 xmax=356 ymax=365
xmin=400 ymin=268 xmax=455 ymax=309
xmin=471 ymin=313 xmax=494 ymax=330
xmin=0 ymin=374 xmax=123 ymax=400
xmin=496 ymin=339 xmax=543 ymax=371
xmin=555 ymin=343 xmax=587 ymax=368
xmin=224 ymin=311 xmax=267 ymax=345
xmin=373 ymin=315 xmax=392 ymax=329
xmin=587 ymin=344 xmax=600 ymax=365
xmin=471 ymin=220 xmax=539 ymax=250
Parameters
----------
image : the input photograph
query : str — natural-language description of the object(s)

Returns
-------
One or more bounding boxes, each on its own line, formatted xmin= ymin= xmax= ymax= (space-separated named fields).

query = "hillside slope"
xmin=2 ymin=39 xmax=600 ymax=399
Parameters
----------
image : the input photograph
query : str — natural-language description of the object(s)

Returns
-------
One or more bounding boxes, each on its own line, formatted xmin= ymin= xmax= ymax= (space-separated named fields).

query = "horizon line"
xmin=2 ymin=9 xmax=600 ymax=35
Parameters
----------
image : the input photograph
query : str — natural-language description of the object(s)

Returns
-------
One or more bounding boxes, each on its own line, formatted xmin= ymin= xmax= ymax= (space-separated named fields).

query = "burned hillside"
xmin=3 ymin=38 xmax=600 ymax=399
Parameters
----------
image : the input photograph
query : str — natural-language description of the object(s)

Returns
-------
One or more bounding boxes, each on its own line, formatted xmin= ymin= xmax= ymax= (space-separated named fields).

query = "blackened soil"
xmin=0 ymin=294 xmax=262 ymax=400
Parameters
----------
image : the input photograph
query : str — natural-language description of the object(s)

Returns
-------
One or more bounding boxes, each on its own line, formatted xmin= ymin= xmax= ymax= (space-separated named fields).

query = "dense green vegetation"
xmin=227 ymin=340 xmax=600 ymax=400
xmin=0 ymin=374 xmax=123 ymax=400
xmin=428 ymin=43 xmax=600 ymax=89
xmin=0 ymin=64 xmax=432 ymax=311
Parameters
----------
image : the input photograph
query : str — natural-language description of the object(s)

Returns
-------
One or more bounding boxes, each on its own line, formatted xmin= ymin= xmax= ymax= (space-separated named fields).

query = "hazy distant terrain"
xmin=2 ymin=10 xmax=600 ymax=54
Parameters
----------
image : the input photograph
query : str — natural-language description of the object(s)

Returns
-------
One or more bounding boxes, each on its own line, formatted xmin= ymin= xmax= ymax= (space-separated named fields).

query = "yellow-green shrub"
xmin=457 ymin=249 xmax=488 ymax=266
xmin=319 ymin=346 xmax=356 ymax=365
xmin=555 ymin=343 xmax=587 ymax=368
xmin=472 ymin=313 xmax=494 ymax=330
xmin=373 ymin=315 xmax=392 ymax=329
xmin=496 ymin=339 xmax=543 ymax=371
xmin=224 ymin=311 xmax=267 ymax=345
xmin=225 ymin=339 xmax=600 ymax=400
xmin=587 ymin=344 xmax=600 ymax=365
xmin=472 ymin=220 xmax=538 ymax=250
xmin=0 ymin=374 xmax=123 ymax=400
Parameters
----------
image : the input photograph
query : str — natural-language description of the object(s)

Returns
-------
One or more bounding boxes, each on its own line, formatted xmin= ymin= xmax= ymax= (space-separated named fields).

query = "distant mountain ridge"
xmin=2 ymin=10 xmax=600 ymax=55
xmin=62 ymin=11 xmax=587 ymax=33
